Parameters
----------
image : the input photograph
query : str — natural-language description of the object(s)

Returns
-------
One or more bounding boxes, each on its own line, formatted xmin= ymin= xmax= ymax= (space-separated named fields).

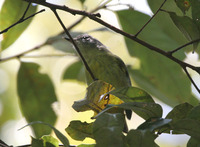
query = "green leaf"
xmin=93 ymin=113 xmax=126 ymax=147
xmin=137 ymin=118 xmax=172 ymax=132
xmin=17 ymin=62 xmax=57 ymax=137
xmin=63 ymin=60 xmax=86 ymax=83
xmin=187 ymin=104 xmax=200 ymax=121
xmin=169 ymin=12 xmax=200 ymax=50
xmin=191 ymin=0 xmax=200 ymax=26
xmin=117 ymin=10 xmax=199 ymax=107
xmin=125 ymin=130 xmax=158 ymax=147
xmin=31 ymin=137 xmax=44 ymax=147
xmin=20 ymin=121 xmax=70 ymax=147
xmin=95 ymin=102 xmax=162 ymax=120
xmin=41 ymin=135 xmax=59 ymax=147
xmin=105 ymin=86 xmax=154 ymax=103
xmin=172 ymin=119 xmax=200 ymax=139
xmin=166 ymin=102 xmax=194 ymax=122
xmin=174 ymin=0 xmax=191 ymax=14
xmin=187 ymin=137 xmax=200 ymax=147
xmin=65 ymin=121 xmax=93 ymax=141
xmin=0 ymin=1 xmax=37 ymax=50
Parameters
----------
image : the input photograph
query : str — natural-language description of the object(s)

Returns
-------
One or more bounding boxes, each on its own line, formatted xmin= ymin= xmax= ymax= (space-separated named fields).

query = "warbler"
xmin=66 ymin=34 xmax=132 ymax=132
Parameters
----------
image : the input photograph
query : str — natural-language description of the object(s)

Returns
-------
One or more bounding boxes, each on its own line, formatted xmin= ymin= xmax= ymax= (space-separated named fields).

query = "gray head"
xmin=73 ymin=34 xmax=108 ymax=51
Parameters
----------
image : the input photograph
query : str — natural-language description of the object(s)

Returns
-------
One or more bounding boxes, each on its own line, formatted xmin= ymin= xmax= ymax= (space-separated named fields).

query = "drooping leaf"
xmin=168 ymin=12 xmax=200 ymax=50
xmin=65 ymin=121 xmax=93 ymax=141
xmin=125 ymin=130 xmax=158 ymax=147
xmin=0 ymin=1 xmax=37 ymax=50
xmin=104 ymin=86 xmax=154 ymax=103
xmin=63 ymin=60 xmax=86 ymax=83
xmin=137 ymin=118 xmax=172 ymax=132
xmin=17 ymin=62 xmax=57 ymax=137
xmin=94 ymin=102 xmax=162 ymax=120
xmin=174 ymin=0 xmax=191 ymax=14
xmin=41 ymin=135 xmax=59 ymax=147
xmin=72 ymin=80 xmax=124 ymax=117
xmin=20 ymin=121 xmax=70 ymax=147
xmin=117 ymin=10 xmax=199 ymax=107
xmin=93 ymin=113 xmax=126 ymax=147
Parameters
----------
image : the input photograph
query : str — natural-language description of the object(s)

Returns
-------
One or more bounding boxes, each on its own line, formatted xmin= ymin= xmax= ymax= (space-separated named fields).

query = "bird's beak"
xmin=63 ymin=36 xmax=71 ymax=42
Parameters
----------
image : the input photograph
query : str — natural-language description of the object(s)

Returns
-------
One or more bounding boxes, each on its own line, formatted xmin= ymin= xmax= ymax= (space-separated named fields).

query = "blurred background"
xmin=0 ymin=0 xmax=200 ymax=146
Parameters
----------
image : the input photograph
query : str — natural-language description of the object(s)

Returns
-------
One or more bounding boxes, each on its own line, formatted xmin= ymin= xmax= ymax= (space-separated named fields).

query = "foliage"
xmin=0 ymin=0 xmax=200 ymax=147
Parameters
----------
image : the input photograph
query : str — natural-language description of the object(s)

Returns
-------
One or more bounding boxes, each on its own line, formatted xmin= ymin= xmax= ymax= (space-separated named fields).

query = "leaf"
xmin=191 ymin=0 xmax=200 ymax=26
xmin=72 ymin=80 xmax=124 ymax=117
xmin=41 ymin=135 xmax=59 ymax=147
xmin=104 ymin=86 xmax=154 ymax=103
xmin=125 ymin=130 xmax=158 ymax=147
xmin=94 ymin=102 xmax=162 ymax=120
xmin=117 ymin=10 xmax=199 ymax=107
xmin=65 ymin=121 xmax=93 ymax=141
xmin=20 ymin=121 xmax=70 ymax=147
xmin=187 ymin=104 xmax=200 ymax=121
xmin=137 ymin=118 xmax=171 ymax=132
xmin=174 ymin=0 xmax=191 ymax=14
xmin=63 ymin=60 xmax=86 ymax=83
xmin=77 ymin=144 xmax=96 ymax=147
xmin=0 ymin=1 xmax=37 ymax=50
xmin=187 ymin=137 xmax=200 ymax=147
xmin=17 ymin=62 xmax=57 ymax=138
xmin=93 ymin=113 xmax=126 ymax=147
xmin=169 ymin=12 xmax=200 ymax=50
xmin=31 ymin=137 xmax=44 ymax=147
xmin=172 ymin=119 xmax=200 ymax=139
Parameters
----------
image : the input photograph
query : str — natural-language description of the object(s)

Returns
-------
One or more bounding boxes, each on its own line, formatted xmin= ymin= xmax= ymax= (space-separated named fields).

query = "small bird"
xmin=66 ymin=34 xmax=132 ymax=132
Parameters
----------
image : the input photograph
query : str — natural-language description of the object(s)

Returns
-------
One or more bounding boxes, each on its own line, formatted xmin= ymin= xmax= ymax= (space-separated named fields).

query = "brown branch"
xmin=135 ymin=0 xmax=167 ymax=37
xmin=0 ymin=2 xmax=45 ymax=34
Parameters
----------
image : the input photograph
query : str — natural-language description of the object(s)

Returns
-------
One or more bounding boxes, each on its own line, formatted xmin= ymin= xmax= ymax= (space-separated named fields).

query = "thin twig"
xmin=168 ymin=38 xmax=200 ymax=55
xmin=135 ymin=0 xmax=167 ymax=37
xmin=51 ymin=8 xmax=97 ymax=81
xmin=0 ymin=4 xmax=45 ymax=34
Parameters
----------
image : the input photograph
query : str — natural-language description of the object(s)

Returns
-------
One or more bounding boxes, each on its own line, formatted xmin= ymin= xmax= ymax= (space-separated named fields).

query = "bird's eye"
xmin=104 ymin=94 xmax=109 ymax=100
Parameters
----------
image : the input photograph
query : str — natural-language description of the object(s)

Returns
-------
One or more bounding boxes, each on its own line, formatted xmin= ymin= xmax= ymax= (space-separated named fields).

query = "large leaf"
xmin=169 ymin=12 xmax=200 ymax=50
xmin=93 ymin=113 xmax=126 ymax=147
xmin=17 ymin=62 xmax=57 ymax=138
xmin=94 ymin=102 xmax=162 ymax=120
xmin=65 ymin=121 xmax=93 ymax=141
xmin=0 ymin=1 xmax=37 ymax=50
xmin=174 ymin=0 xmax=191 ymax=14
xmin=191 ymin=0 xmax=200 ymax=27
xmin=125 ymin=130 xmax=158 ymax=147
xmin=117 ymin=10 xmax=199 ymax=107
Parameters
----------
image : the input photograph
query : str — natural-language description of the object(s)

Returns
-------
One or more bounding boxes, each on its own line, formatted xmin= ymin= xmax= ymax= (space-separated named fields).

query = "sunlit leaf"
xmin=125 ymin=130 xmax=158 ymax=147
xmin=72 ymin=80 xmax=124 ymax=117
xmin=174 ymin=0 xmax=191 ymax=14
xmin=63 ymin=60 xmax=86 ymax=83
xmin=0 ymin=1 xmax=37 ymax=50
xmin=41 ymin=135 xmax=59 ymax=147
xmin=169 ymin=12 xmax=200 ymax=50
xmin=65 ymin=121 xmax=93 ymax=141
xmin=93 ymin=113 xmax=126 ymax=147
xmin=117 ymin=10 xmax=199 ymax=107
xmin=77 ymin=144 xmax=96 ymax=147
xmin=137 ymin=118 xmax=171 ymax=132
xmin=20 ymin=121 xmax=70 ymax=147
xmin=17 ymin=62 xmax=57 ymax=137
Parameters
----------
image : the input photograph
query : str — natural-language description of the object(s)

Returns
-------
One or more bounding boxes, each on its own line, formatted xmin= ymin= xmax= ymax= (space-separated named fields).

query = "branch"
xmin=23 ymin=0 xmax=200 ymax=93
xmin=0 ymin=2 xmax=45 ymax=34
xmin=51 ymin=8 xmax=97 ymax=81
xmin=168 ymin=38 xmax=200 ymax=55
xmin=135 ymin=0 xmax=167 ymax=37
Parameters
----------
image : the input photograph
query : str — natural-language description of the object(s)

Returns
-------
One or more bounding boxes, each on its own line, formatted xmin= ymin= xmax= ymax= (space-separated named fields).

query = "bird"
xmin=66 ymin=34 xmax=132 ymax=132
